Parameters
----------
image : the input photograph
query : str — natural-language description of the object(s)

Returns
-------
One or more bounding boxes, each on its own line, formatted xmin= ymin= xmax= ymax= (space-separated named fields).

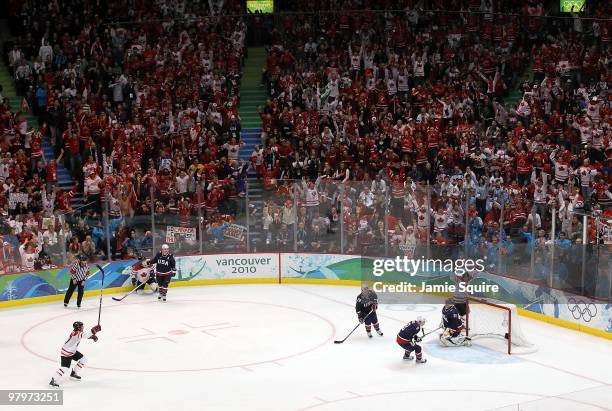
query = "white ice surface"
xmin=0 ymin=284 xmax=610 ymax=411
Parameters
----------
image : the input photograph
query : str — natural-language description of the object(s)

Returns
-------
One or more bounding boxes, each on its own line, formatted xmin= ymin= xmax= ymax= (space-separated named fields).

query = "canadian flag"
xmin=20 ymin=97 xmax=30 ymax=113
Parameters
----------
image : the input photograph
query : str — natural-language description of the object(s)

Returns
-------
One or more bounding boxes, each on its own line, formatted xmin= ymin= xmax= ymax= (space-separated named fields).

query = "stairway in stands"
xmin=0 ymin=61 xmax=83 ymax=209
xmin=238 ymin=47 xmax=267 ymax=247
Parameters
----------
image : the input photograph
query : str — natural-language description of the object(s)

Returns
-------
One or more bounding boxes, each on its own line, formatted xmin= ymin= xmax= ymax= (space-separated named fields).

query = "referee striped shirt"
xmin=69 ymin=261 xmax=90 ymax=281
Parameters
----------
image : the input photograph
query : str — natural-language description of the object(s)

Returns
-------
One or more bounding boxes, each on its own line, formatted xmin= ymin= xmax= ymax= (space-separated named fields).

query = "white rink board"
xmin=0 ymin=284 xmax=610 ymax=411
xmin=175 ymin=253 xmax=279 ymax=280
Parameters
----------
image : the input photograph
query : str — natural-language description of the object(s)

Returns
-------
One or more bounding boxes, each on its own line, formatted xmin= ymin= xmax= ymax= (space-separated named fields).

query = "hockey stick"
xmin=95 ymin=264 xmax=105 ymax=326
xmin=334 ymin=309 xmax=374 ymax=344
xmin=422 ymin=326 xmax=443 ymax=338
xmin=111 ymin=283 xmax=143 ymax=301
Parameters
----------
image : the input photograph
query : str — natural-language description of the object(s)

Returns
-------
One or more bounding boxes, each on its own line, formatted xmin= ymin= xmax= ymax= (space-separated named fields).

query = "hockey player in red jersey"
xmin=128 ymin=256 xmax=158 ymax=293
xmin=49 ymin=321 xmax=101 ymax=387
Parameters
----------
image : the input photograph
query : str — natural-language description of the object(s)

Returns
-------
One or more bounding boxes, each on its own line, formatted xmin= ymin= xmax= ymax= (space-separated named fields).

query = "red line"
xmin=522 ymin=357 xmax=610 ymax=386
xmin=299 ymin=389 xmax=612 ymax=411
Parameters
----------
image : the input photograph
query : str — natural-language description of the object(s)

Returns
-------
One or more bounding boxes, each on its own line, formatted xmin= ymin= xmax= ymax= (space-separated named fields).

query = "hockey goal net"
xmin=466 ymin=297 xmax=538 ymax=354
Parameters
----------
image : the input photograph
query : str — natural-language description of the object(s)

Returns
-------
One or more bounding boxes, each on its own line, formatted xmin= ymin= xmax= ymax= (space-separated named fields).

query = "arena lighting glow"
xmin=247 ymin=0 xmax=274 ymax=13
xmin=560 ymin=0 xmax=585 ymax=12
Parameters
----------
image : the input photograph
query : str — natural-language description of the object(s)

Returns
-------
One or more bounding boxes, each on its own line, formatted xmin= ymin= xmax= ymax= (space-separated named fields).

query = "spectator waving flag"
xmin=20 ymin=97 xmax=30 ymax=112
xmin=319 ymin=82 xmax=332 ymax=106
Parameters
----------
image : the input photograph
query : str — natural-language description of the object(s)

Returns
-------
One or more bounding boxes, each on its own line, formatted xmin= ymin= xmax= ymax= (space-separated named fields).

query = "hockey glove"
xmin=89 ymin=334 xmax=98 ymax=342
xmin=358 ymin=316 xmax=364 ymax=324
xmin=91 ymin=325 xmax=102 ymax=334
xmin=414 ymin=336 xmax=422 ymax=343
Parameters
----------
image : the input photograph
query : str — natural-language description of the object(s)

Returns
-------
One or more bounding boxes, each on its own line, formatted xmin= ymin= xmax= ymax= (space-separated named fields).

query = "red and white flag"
xmin=20 ymin=97 xmax=30 ymax=113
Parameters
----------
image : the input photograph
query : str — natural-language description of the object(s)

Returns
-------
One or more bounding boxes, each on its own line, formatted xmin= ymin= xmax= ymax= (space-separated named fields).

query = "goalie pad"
xmin=439 ymin=332 xmax=472 ymax=347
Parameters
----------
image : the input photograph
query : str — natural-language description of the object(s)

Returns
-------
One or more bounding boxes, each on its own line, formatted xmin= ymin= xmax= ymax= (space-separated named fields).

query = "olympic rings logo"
xmin=566 ymin=297 xmax=598 ymax=322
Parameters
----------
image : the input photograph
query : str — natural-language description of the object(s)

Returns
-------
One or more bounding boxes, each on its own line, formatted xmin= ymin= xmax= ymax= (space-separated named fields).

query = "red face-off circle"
xmin=21 ymin=299 xmax=336 ymax=373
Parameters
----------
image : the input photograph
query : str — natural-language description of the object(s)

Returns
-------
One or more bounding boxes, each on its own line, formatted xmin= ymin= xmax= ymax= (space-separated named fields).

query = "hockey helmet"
xmin=73 ymin=321 xmax=84 ymax=330
xmin=416 ymin=316 xmax=426 ymax=326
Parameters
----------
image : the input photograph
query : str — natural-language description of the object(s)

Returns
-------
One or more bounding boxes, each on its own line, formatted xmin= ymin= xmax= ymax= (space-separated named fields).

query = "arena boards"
xmin=1 ymin=252 xmax=610 ymax=340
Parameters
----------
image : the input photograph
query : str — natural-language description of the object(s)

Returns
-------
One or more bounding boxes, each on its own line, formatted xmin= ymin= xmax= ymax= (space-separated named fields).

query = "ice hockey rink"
xmin=1 ymin=284 xmax=610 ymax=411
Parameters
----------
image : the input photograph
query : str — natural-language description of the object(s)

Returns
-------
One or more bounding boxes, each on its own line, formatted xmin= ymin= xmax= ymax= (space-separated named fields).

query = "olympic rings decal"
xmin=566 ymin=297 xmax=598 ymax=322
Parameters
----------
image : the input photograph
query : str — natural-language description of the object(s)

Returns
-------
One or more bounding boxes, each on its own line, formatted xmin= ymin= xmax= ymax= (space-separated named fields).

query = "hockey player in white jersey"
xmin=128 ymin=256 xmax=158 ymax=293
xmin=49 ymin=321 xmax=101 ymax=387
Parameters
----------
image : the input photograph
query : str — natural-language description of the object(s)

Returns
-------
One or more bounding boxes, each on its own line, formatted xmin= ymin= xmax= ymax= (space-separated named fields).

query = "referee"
xmin=64 ymin=254 xmax=90 ymax=308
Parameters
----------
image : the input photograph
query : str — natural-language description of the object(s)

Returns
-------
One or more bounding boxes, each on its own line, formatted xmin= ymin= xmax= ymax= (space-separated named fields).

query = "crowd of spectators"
xmin=0 ymin=0 xmax=250 ymax=271
xmin=252 ymin=1 xmax=611 ymax=295
xmin=0 ymin=1 xmax=610 ymax=298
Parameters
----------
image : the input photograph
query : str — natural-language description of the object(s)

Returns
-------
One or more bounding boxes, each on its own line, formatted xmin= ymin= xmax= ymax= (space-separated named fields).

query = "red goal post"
xmin=466 ymin=297 xmax=537 ymax=355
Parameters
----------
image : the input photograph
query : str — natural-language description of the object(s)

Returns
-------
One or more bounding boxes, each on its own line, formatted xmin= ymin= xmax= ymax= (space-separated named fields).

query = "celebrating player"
xmin=49 ymin=321 xmax=101 ymax=387
xmin=396 ymin=316 xmax=427 ymax=363
xmin=355 ymin=285 xmax=383 ymax=338
xmin=63 ymin=254 xmax=90 ymax=308
xmin=147 ymin=244 xmax=176 ymax=301
xmin=129 ymin=256 xmax=158 ymax=293
xmin=439 ymin=298 xmax=471 ymax=347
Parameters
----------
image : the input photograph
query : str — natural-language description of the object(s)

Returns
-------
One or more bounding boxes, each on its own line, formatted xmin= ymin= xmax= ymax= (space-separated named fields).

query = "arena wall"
xmin=0 ymin=253 xmax=609 ymax=339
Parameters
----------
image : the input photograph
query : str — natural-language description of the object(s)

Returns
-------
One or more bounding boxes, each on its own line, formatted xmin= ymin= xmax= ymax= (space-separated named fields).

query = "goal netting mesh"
xmin=466 ymin=297 xmax=538 ymax=354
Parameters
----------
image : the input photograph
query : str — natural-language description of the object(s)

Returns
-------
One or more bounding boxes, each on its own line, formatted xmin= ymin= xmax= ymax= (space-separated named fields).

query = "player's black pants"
xmin=60 ymin=351 xmax=83 ymax=368
xmin=132 ymin=277 xmax=156 ymax=291
xmin=397 ymin=337 xmax=422 ymax=354
xmin=64 ymin=280 xmax=85 ymax=306
xmin=363 ymin=311 xmax=380 ymax=331
xmin=156 ymin=274 xmax=171 ymax=295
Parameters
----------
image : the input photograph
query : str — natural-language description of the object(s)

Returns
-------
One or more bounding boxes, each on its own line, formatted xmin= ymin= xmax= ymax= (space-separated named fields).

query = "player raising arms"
xmin=49 ymin=321 xmax=101 ymax=387
xmin=440 ymin=298 xmax=471 ymax=347
xmin=147 ymin=244 xmax=176 ymax=302
xmin=356 ymin=285 xmax=383 ymax=338
xmin=129 ymin=256 xmax=158 ymax=294
xmin=396 ymin=316 xmax=427 ymax=363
